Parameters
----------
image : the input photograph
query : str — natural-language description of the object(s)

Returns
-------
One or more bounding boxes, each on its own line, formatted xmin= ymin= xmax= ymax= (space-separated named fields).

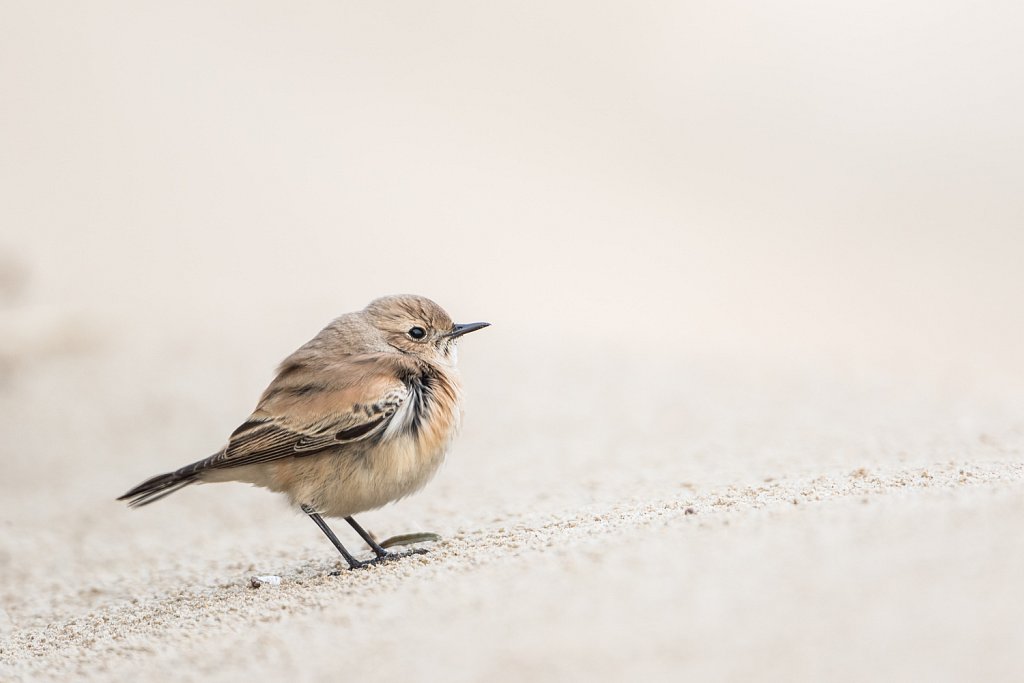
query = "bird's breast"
xmin=315 ymin=364 xmax=463 ymax=516
xmin=385 ymin=363 xmax=463 ymax=455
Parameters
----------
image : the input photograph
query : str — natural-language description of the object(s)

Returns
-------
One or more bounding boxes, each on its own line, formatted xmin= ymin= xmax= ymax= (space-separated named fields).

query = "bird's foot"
xmin=329 ymin=547 xmax=429 ymax=574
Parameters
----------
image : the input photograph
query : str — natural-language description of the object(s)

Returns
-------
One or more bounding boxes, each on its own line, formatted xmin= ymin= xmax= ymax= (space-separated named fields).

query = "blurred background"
xmin=3 ymin=0 xmax=1022 ymax=496
xmin=2 ymin=1 xmax=1023 ymax=680
xmin=3 ymin=0 xmax=1022 ymax=360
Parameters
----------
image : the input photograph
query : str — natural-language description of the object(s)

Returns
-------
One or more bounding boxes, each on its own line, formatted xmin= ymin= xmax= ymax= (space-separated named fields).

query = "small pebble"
xmin=249 ymin=575 xmax=282 ymax=589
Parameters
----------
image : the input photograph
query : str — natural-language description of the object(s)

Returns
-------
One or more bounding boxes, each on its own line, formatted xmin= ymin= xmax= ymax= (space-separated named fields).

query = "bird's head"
xmin=364 ymin=294 xmax=489 ymax=366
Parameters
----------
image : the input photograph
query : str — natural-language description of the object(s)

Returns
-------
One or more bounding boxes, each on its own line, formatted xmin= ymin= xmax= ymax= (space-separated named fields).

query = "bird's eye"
xmin=408 ymin=326 xmax=426 ymax=340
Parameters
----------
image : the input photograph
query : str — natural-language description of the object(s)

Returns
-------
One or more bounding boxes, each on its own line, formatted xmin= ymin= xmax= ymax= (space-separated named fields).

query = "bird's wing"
xmin=201 ymin=365 xmax=410 ymax=471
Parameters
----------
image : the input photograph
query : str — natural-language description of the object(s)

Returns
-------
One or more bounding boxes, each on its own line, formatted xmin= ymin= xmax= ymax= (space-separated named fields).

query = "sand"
xmin=3 ymin=2 xmax=1024 ymax=680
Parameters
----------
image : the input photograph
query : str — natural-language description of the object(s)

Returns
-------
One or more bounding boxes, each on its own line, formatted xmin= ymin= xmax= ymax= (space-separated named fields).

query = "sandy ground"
xmin=1 ymin=321 xmax=1023 ymax=682
xmin=3 ymin=2 xmax=1024 ymax=680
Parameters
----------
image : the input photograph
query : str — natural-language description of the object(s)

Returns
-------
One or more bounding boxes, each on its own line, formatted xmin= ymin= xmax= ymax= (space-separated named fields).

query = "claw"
xmin=330 ymin=547 xmax=429 ymax=573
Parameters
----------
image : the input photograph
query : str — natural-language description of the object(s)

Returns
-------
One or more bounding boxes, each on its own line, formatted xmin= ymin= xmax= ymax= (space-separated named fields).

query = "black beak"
xmin=447 ymin=322 xmax=490 ymax=339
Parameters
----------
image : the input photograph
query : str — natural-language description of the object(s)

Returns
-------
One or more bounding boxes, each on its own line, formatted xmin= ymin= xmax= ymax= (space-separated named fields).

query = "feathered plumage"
xmin=118 ymin=295 xmax=488 ymax=569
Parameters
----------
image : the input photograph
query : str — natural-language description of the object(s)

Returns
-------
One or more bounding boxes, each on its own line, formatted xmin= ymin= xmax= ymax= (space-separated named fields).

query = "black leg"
xmin=301 ymin=504 xmax=363 ymax=570
xmin=345 ymin=516 xmax=389 ymax=558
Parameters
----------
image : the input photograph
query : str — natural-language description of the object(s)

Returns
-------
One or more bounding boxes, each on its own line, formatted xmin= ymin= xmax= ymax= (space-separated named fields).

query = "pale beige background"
xmin=1 ymin=2 xmax=1023 ymax=682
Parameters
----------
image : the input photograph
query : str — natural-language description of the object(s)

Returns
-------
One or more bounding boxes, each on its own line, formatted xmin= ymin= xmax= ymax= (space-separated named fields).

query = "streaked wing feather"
xmin=207 ymin=381 xmax=409 ymax=470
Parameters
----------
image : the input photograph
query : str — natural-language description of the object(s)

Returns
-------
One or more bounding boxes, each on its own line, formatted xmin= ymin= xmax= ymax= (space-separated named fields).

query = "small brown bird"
xmin=119 ymin=294 xmax=488 ymax=569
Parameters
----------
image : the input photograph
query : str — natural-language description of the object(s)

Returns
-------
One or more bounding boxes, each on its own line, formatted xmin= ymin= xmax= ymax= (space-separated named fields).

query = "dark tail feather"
xmin=118 ymin=470 xmax=199 ymax=508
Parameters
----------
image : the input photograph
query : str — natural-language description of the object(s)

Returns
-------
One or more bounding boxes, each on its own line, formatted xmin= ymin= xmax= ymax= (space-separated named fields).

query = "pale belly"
xmin=307 ymin=434 xmax=449 ymax=517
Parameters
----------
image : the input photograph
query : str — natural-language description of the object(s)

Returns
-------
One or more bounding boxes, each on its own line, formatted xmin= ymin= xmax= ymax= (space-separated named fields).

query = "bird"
xmin=118 ymin=294 xmax=489 ymax=570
